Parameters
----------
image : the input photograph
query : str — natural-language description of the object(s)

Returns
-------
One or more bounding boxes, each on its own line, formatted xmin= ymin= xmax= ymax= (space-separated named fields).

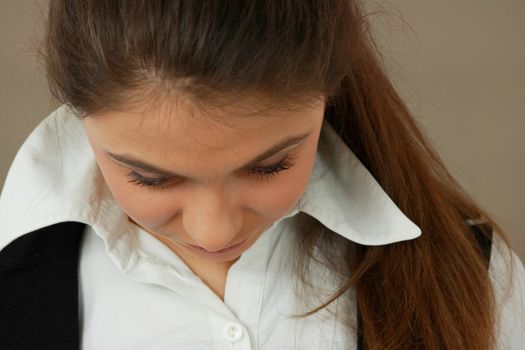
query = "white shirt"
xmin=0 ymin=105 xmax=524 ymax=349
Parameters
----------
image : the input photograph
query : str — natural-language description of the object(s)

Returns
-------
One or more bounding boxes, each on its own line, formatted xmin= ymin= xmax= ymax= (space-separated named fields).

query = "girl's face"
xmin=83 ymin=96 xmax=325 ymax=269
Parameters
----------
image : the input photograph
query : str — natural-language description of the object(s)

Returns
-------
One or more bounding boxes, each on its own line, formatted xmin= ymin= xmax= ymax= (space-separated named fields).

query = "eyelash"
xmin=126 ymin=156 xmax=296 ymax=189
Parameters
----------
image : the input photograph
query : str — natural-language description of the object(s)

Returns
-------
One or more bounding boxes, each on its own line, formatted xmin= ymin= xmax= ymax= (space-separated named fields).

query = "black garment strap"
xmin=0 ymin=222 xmax=86 ymax=350
xmin=355 ymin=222 xmax=494 ymax=349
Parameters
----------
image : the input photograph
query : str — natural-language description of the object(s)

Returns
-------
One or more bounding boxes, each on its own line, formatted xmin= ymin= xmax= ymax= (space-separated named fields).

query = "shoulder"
xmin=0 ymin=105 xmax=98 ymax=252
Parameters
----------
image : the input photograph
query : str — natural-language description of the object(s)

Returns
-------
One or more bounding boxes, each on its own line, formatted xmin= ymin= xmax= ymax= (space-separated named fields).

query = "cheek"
xmin=115 ymin=189 xmax=177 ymax=228
xmin=96 ymin=161 xmax=178 ymax=228
xmin=243 ymin=158 xmax=314 ymax=218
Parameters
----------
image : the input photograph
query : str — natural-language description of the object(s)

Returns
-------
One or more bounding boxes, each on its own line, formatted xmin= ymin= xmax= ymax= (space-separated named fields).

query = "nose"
xmin=182 ymin=185 xmax=243 ymax=252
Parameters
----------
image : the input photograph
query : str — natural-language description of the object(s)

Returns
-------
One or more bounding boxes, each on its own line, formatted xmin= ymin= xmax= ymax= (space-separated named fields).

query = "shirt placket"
xmin=217 ymin=224 xmax=276 ymax=350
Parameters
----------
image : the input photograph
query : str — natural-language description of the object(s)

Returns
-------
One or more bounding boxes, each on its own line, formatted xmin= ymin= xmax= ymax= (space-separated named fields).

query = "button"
xmin=222 ymin=322 xmax=243 ymax=343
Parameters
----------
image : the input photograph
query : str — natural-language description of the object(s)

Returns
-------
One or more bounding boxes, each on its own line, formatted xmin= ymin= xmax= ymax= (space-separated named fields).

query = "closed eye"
xmin=126 ymin=156 xmax=296 ymax=190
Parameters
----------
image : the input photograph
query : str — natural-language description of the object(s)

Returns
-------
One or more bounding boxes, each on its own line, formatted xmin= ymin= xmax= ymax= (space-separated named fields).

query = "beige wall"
xmin=1 ymin=0 xmax=58 ymax=188
xmin=1 ymin=1 xmax=524 ymax=259
xmin=366 ymin=0 xmax=525 ymax=260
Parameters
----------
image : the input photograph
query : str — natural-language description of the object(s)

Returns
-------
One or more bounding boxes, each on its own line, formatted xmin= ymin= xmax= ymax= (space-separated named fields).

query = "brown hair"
xmin=41 ymin=1 xmax=515 ymax=348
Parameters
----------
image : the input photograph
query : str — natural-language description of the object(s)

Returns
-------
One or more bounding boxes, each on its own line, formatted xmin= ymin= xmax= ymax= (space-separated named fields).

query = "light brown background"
xmin=1 ymin=1 xmax=524 ymax=260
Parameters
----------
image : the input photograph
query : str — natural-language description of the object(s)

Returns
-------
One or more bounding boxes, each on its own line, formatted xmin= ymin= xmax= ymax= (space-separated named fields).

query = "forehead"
xmin=87 ymin=96 xmax=323 ymax=153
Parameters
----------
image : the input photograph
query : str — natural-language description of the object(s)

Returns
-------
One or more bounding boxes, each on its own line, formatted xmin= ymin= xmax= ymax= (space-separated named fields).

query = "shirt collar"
xmin=300 ymin=121 xmax=421 ymax=245
xmin=0 ymin=105 xmax=420 ymax=252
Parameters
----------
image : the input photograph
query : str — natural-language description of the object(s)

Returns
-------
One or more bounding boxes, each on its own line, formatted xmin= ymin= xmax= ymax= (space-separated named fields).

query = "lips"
xmin=188 ymin=240 xmax=246 ymax=254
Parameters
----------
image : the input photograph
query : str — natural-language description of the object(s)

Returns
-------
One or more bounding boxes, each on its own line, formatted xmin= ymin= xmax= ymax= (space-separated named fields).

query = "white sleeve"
xmin=489 ymin=233 xmax=525 ymax=349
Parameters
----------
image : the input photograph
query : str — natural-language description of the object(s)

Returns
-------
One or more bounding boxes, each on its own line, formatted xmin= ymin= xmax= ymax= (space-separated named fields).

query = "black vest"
xmin=0 ymin=221 xmax=492 ymax=349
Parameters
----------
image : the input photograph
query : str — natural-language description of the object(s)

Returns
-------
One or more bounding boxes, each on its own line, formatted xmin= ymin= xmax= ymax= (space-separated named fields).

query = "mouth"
xmin=187 ymin=239 xmax=247 ymax=256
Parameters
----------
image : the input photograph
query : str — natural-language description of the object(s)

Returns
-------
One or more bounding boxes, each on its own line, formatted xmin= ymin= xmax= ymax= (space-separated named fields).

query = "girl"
xmin=1 ymin=1 xmax=524 ymax=349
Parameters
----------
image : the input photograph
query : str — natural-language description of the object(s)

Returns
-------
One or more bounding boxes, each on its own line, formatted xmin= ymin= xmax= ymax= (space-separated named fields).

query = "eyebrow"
xmin=103 ymin=130 xmax=312 ymax=178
